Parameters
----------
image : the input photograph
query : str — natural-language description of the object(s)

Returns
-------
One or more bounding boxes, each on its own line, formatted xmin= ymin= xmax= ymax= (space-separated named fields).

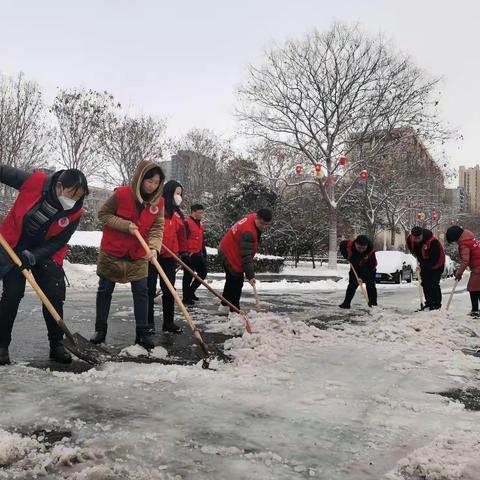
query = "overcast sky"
xmin=1 ymin=0 xmax=478 ymax=176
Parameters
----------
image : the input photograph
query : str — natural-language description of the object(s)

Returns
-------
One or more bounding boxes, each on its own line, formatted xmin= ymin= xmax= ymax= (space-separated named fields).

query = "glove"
xmin=19 ymin=250 xmax=36 ymax=271
xmin=455 ymin=272 xmax=462 ymax=282
xmin=249 ymin=277 xmax=256 ymax=286
xmin=180 ymin=253 xmax=190 ymax=264
xmin=146 ymin=249 xmax=157 ymax=262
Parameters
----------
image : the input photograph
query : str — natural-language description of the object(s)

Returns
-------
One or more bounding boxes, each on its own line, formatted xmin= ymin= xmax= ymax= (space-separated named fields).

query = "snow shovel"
xmin=445 ymin=279 xmax=460 ymax=311
xmin=416 ymin=267 xmax=425 ymax=310
xmin=350 ymin=263 xmax=370 ymax=307
xmin=160 ymin=244 xmax=252 ymax=333
xmin=0 ymin=234 xmax=105 ymax=365
xmin=133 ymin=231 xmax=230 ymax=368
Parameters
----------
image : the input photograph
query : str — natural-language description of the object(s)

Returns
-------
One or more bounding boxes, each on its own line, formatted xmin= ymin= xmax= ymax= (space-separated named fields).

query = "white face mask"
xmin=58 ymin=195 xmax=76 ymax=210
xmin=173 ymin=194 xmax=182 ymax=207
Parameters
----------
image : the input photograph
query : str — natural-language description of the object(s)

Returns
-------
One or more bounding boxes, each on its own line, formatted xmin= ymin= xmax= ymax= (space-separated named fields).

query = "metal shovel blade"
xmin=63 ymin=333 xmax=112 ymax=365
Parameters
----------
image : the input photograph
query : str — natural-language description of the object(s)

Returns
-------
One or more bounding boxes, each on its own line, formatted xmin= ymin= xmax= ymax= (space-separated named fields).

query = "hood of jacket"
xmin=130 ymin=160 xmax=164 ymax=206
xmin=459 ymin=229 xmax=475 ymax=242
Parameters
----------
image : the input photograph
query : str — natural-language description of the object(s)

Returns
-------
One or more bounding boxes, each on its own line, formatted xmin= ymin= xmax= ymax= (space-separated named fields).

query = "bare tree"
xmin=237 ymin=23 xmax=446 ymax=268
xmin=101 ymin=113 xmax=168 ymax=186
xmin=51 ymin=88 xmax=119 ymax=178
xmin=0 ymin=73 xmax=51 ymax=186
xmin=172 ymin=129 xmax=234 ymax=203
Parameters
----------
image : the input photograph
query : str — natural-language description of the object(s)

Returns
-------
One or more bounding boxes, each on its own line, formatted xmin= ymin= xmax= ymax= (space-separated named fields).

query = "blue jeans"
xmin=95 ymin=276 xmax=149 ymax=336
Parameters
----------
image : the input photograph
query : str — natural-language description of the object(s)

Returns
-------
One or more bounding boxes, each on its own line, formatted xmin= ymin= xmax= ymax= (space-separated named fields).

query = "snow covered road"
xmin=1 ymin=275 xmax=480 ymax=479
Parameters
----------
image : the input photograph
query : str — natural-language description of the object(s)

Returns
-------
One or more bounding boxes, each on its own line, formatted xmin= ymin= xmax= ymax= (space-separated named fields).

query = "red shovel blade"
xmin=240 ymin=313 xmax=252 ymax=334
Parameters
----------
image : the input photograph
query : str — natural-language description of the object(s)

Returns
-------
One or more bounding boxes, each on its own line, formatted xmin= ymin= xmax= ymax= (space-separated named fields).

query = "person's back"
xmin=219 ymin=209 xmax=272 ymax=311
xmin=0 ymin=165 xmax=88 ymax=365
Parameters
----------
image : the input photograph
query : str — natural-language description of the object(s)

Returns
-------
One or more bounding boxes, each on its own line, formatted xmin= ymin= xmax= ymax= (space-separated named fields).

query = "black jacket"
xmin=407 ymin=229 xmax=444 ymax=271
xmin=0 ymin=165 xmax=83 ymax=261
xmin=340 ymin=238 xmax=377 ymax=274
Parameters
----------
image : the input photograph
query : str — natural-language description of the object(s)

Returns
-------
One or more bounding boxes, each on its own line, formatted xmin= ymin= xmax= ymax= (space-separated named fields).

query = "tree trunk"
xmin=390 ymin=226 xmax=396 ymax=248
xmin=328 ymin=207 xmax=337 ymax=270
xmin=310 ymin=249 xmax=316 ymax=269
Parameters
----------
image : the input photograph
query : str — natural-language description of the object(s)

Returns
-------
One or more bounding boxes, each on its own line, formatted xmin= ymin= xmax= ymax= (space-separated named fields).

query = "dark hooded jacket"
xmin=407 ymin=228 xmax=444 ymax=271
xmin=339 ymin=237 xmax=377 ymax=274
xmin=96 ymin=160 xmax=164 ymax=283
xmin=0 ymin=165 xmax=85 ymax=278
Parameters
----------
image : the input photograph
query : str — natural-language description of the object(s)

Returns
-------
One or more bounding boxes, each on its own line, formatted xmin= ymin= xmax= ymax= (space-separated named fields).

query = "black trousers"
xmin=421 ymin=267 xmax=443 ymax=309
xmin=95 ymin=276 xmax=149 ymax=336
xmin=343 ymin=270 xmax=377 ymax=307
xmin=470 ymin=291 xmax=480 ymax=311
xmin=182 ymin=253 xmax=207 ymax=299
xmin=222 ymin=265 xmax=244 ymax=311
xmin=147 ymin=257 xmax=177 ymax=328
xmin=0 ymin=259 xmax=66 ymax=348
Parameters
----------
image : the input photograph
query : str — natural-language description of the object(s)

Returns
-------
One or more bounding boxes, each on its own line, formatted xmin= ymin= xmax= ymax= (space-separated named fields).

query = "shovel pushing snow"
xmin=350 ymin=263 xmax=371 ymax=307
xmin=160 ymin=244 xmax=252 ymax=333
xmin=0 ymin=233 xmax=106 ymax=365
xmin=133 ymin=230 xmax=231 ymax=369
xmin=416 ymin=266 xmax=425 ymax=310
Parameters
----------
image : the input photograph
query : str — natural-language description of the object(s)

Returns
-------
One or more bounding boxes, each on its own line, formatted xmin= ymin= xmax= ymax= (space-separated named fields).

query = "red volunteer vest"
xmin=347 ymin=240 xmax=377 ymax=268
xmin=0 ymin=171 xmax=83 ymax=265
xmin=459 ymin=237 xmax=480 ymax=269
xmin=160 ymin=211 xmax=187 ymax=257
xmin=100 ymin=186 xmax=162 ymax=260
xmin=186 ymin=216 xmax=204 ymax=254
xmin=407 ymin=234 xmax=445 ymax=269
xmin=219 ymin=213 xmax=259 ymax=273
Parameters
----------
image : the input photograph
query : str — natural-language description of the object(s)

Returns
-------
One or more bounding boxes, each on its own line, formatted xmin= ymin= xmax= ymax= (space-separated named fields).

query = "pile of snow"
xmin=119 ymin=345 xmax=169 ymax=360
xmin=68 ymin=231 xmax=102 ymax=247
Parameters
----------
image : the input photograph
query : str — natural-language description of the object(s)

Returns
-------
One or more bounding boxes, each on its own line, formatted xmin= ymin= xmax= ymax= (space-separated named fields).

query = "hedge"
xmin=66 ymin=245 xmax=285 ymax=273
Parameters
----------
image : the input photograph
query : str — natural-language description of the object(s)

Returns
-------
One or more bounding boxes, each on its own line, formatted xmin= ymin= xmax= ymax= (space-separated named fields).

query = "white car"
xmin=375 ymin=251 xmax=414 ymax=284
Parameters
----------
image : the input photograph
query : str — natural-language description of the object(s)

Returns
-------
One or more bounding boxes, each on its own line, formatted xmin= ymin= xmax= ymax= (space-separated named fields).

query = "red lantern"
xmin=432 ymin=214 xmax=438 ymax=221
xmin=359 ymin=170 xmax=368 ymax=180
xmin=339 ymin=156 xmax=347 ymax=166
xmin=314 ymin=163 xmax=324 ymax=178
xmin=432 ymin=207 xmax=436 ymax=212
xmin=295 ymin=165 xmax=303 ymax=174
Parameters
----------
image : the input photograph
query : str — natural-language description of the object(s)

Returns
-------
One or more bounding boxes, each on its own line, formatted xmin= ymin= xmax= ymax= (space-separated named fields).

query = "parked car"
xmin=375 ymin=251 xmax=413 ymax=284
xmin=443 ymin=255 xmax=455 ymax=278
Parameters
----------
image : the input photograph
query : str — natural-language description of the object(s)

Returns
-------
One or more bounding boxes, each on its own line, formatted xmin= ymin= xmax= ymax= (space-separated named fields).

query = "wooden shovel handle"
xmin=252 ymin=282 xmax=261 ymax=310
xmin=0 ymin=233 xmax=75 ymax=343
xmin=133 ymin=231 xmax=210 ymax=355
xmin=445 ymin=279 xmax=459 ymax=311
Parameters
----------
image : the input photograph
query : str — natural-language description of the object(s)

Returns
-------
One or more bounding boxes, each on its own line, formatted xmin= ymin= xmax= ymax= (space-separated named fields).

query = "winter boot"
xmin=0 ymin=347 xmax=10 ymax=365
xmin=136 ymin=334 xmax=155 ymax=350
xmin=182 ymin=297 xmax=195 ymax=306
xmin=147 ymin=322 xmax=156 ymax=334
xmin=90 ymin=331 xmax=106 ymax=344
xmin=50 ymin=344 xmax=72 ymax=364
xmin=192 ymin=293 xmax=199 ymax=301
xmin=162 ymin=322 xmax=183 ymax=334
xmin=339 ymin=303 xmax=351 ymax=309
xmin=469 ymin=311 xmax=480 ymax=318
